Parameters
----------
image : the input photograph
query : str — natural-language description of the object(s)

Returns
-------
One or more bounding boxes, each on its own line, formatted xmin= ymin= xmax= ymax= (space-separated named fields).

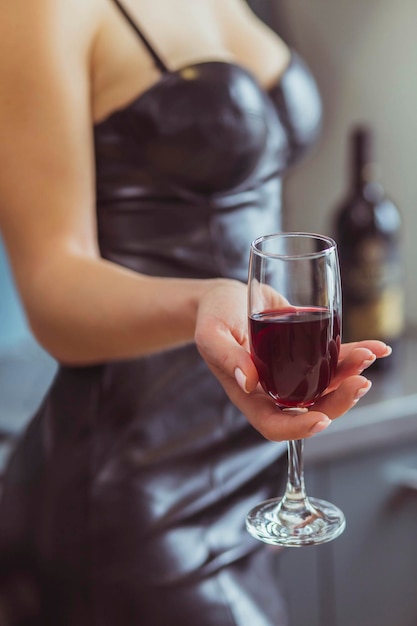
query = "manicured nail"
xmin=234 ymin=367 xmax=250 ymax=394
xmin=353 ymin=379 xmax=372 ymax=403
xmin=383 ymin=344 xmax=393 ymax=357
xmin=310 ymin=418 xmax=331 ymax=434
xmin=359 ymin=353 xmax=376 ymax=372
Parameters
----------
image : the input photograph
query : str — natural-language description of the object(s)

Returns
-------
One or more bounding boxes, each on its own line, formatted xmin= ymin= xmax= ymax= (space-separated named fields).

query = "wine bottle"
xmin=333 ymin=125 xmax=404 ymax=367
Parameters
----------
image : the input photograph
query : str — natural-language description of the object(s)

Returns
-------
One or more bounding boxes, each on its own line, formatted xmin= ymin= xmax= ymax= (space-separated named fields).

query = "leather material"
xmin=0 ymin=52 xmax=321 ymax=625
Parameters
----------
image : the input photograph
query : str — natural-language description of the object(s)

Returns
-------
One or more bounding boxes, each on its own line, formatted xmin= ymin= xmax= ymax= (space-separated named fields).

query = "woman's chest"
xmin=91 ymin=0 xmax=286 ymax=126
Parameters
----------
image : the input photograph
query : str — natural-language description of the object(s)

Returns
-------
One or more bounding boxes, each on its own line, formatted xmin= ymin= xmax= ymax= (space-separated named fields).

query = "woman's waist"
xmin=97 ymin=181 xmax=282 ymax=279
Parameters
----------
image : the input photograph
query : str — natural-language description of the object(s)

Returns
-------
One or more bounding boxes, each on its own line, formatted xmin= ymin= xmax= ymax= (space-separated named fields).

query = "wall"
xmin=0 ymin=237 xmax=29 ymax=350
xmin=271 ymin=0 xmax=417 ymax=328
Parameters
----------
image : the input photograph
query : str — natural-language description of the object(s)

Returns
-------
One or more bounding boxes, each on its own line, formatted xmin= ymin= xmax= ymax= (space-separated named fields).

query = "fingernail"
xmin=234 ymin=367 xmax=250 ymax=394
xmin=353 ymin=379 xmax=372 ymax=403
xmin=359 ymin=353 xmax=376 ymax=372
xmin=310 ymin=418 xmax=331 ymax=434
xmin=383 ymin=344 xmax=393 ymax=357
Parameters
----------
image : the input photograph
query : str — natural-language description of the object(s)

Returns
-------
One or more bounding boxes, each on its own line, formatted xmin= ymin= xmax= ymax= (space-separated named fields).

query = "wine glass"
xmin=246 ymin=232 xmax=345 ymax=546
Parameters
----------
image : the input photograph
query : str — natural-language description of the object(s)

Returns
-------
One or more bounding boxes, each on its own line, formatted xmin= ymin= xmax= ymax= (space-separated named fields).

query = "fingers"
xmin=339 ymin=340 xmax=392 ymax=362
xmin=222 ymin=383 xmax=333 ymax=441
xmin=329 ymin=340 xmax=392 ymax=391
xmin=254 ymin=407 xmax=332 ymax=442
xmin=218 ymin=368 xmax=373 ymax=442
xmin=237 ymin=376 xmax=371 ymax=441
xmin=313 ymin=375 xmax=372 ymax=420
xmin=328 ymin=347 xmax=376 ymax=391
xmin=195 ymin=320 xmax=260 ymax=393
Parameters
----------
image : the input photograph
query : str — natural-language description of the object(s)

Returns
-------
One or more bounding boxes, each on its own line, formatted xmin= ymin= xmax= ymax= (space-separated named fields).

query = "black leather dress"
xmin=0 ymin=3 xmax=322 ymax=624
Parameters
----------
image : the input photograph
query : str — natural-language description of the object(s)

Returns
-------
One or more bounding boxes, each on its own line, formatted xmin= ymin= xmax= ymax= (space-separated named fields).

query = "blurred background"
xmin=0 ymin=1 xmax=416 ymax=625
xmin=254 ymin=0 xmax=417 ymax=328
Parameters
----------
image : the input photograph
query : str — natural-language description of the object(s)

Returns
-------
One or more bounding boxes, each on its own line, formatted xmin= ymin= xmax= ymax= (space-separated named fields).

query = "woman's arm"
xmin=0 ymin=0 xmax=219 ymax=365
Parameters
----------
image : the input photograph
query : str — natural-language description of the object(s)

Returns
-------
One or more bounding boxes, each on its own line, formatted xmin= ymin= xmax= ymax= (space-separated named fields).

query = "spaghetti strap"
xmin=111 ymin=0 xmax=169 ymax=74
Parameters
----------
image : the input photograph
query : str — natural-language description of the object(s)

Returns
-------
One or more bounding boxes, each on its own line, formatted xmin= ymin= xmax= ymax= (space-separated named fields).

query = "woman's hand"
xmin=195 ymin=279 xmax=392 ymax=442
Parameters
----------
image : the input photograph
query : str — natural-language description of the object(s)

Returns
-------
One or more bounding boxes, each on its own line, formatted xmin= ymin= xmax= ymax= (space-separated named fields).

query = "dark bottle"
xmin=333 ymin=125 xmax=404 ymax=365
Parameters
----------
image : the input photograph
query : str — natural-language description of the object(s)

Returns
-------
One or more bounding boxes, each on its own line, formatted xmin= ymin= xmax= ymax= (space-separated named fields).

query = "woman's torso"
xmin=92 ymin=0 xmax=322 ymax=280
xmin=69 ymin=0 xmax=323 ymax=587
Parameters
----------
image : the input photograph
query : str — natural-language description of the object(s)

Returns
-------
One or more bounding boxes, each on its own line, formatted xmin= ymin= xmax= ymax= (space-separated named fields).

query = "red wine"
xmin=249 ymin=307 xmax=341 ymax=409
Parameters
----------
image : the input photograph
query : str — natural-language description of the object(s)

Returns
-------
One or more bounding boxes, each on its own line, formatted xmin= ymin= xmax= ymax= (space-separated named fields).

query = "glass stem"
xmin=282 ymin=439 xmax=308 ymax=505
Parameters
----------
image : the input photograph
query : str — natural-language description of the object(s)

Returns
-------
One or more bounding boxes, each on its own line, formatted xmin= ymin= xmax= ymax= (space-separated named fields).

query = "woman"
xmin=0 ymin=0 xmax=389 ymax=624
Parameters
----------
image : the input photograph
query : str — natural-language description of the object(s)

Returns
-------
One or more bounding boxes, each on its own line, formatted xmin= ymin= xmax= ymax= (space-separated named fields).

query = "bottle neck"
xmin=352 ymin=163 xmax=383 ymax=200
xmin=353 ymin=162 xmax=371 ymax=192
xmin=350 ymin=128 xmax=383 ymax=199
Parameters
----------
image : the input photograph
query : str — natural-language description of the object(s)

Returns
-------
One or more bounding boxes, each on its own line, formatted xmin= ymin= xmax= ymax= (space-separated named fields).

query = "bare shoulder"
xmin=0 ymin=0 xmax=101 ymax=67
xmin=0 ymin=0 xmax=101 ymax=115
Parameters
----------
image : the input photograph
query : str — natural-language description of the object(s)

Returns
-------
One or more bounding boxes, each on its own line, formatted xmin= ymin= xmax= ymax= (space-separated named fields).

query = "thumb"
xmin=196 ymin=323 xmax=259 ymax=393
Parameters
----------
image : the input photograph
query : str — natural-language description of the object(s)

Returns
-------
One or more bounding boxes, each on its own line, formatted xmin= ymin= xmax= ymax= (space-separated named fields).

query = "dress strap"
xmin=111 ymin=0 xmax=169 ymax=74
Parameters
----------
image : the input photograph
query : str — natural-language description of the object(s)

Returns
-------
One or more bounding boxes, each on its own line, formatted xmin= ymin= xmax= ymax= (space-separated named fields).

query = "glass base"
xmin=246 ymin=496 xmax=346 ymax=547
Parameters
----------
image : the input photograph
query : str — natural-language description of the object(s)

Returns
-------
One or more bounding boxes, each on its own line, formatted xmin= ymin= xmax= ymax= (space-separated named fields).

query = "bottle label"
xmin=341 ymin=237 xmax=404 ymax=341
xmin=342 ymin=238 xmax=401 ymax=299
xmin=344 ymin=287 xmax=404 ymax=341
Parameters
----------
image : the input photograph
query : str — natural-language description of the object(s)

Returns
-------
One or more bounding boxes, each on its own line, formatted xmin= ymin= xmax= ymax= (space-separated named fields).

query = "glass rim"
xmin=251 ymin=232 xmax=338 ymax=260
